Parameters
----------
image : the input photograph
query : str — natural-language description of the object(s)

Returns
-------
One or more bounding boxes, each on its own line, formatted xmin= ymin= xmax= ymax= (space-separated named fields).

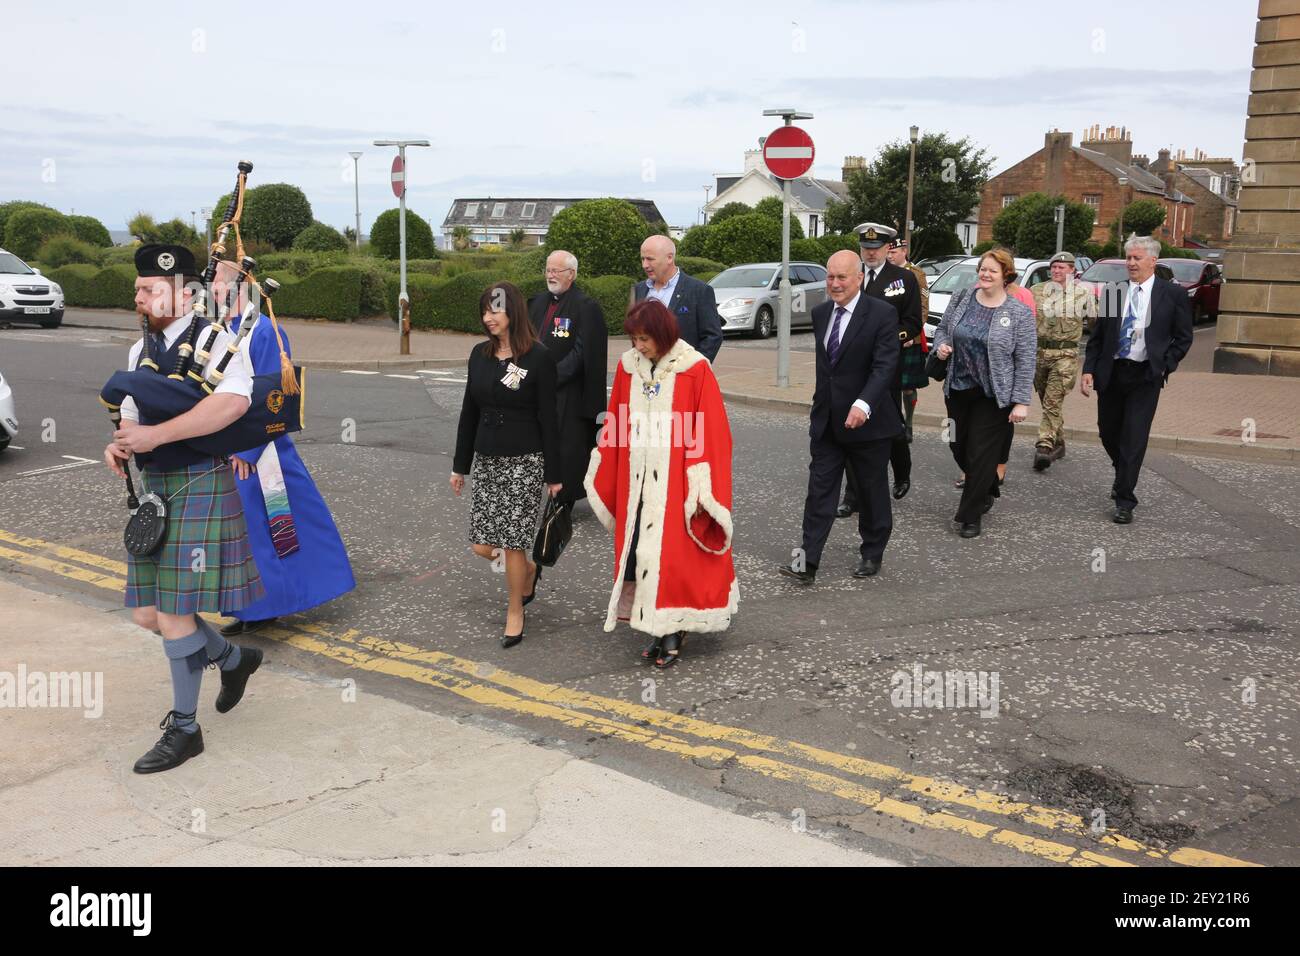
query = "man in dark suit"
xmin=1082 ymin=235 xmax=1193 ymax=524
xmin=528 ymin=249 xmax=608 ymax=506
xmin=837 ymin=222 xmax=923 ymax=517
xmin=635 ymin=234 xmax=723 ymax=361
xmin=780 ymin=250 xmax=903 ymax=583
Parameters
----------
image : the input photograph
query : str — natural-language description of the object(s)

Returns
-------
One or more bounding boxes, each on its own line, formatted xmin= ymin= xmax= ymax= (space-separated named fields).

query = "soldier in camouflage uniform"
xmin=1028 ymin=251 xmax=1096 ymax=471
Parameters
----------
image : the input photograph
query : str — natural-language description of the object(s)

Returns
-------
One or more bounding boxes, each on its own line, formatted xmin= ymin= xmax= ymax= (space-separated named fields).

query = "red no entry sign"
xmin=763 ymin=126 xmax=815 ymax=180
xmin=391 ymin=156 xmax=405 ymax=198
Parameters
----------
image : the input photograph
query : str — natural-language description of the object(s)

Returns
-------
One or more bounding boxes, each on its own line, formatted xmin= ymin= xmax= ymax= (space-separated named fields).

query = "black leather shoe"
xmin=892 ymin=480 xmax=910 ymax=500
xmin=1033 ymin=443 xmax=1053 ymax=471
xmin=1112 ymin=507 xmax=1134 ymax=524
xmin=1052 ymin=438 xmax=1066 ymax=461
xmin=215 ymin=646 xmax=263 ymax=714
xmin=959 ymin=521 xmax=981 ymax=538
xmin=778 ymin=562 xmax=817 ymax=584
xmin=640 ymin=636 xmax=664 ymax=663
xmin=853 ymin=558 xmax=881 ymax=578
xmin=835 ymin=503 xmax=855 ymax=518
xmin=654 ymin=632 xmax=684 ymax=669
xmin=219 ymin=618 xmax=276 ymax=637
xmin=502 ymin=611 xmax=525 ymax=648
xmin=133 ymin=711 xmax=204 ymax=774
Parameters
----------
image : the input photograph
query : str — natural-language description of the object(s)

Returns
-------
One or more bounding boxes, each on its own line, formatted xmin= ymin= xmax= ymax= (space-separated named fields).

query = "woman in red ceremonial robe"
xmin=584 ymin=299 xmax=738 ymax=668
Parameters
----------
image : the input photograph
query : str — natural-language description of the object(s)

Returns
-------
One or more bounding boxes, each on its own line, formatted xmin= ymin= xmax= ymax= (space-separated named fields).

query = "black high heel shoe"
xmin=502 ymin=610 xmax=525 ymax=648
xmin=655 ymin=632 xmax=684 ymax=669
xmin=523 ymin=562 xmax=542 ymax=607
xmin=640 ymin=636 xmax=664 ymax=662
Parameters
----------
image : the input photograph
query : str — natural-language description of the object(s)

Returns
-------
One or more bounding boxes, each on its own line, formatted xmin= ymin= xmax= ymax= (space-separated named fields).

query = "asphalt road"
xmin=1 ymin=324 xmax=1296 ymax=866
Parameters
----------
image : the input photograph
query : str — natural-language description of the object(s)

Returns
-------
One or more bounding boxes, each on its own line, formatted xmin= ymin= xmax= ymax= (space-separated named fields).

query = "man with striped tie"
xmin=1082 ymin=235 xmax=1193 ymax=524
xmin=780 ymin=250 xmax=902 ymax=583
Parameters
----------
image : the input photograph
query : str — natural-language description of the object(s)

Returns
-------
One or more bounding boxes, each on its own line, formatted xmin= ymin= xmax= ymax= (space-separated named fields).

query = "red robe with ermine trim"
xmin=584 ymin=339 xmax=738 ymax=636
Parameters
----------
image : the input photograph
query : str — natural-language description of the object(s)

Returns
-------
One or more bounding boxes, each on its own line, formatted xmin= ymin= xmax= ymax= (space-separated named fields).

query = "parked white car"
xmin=0 ymin=368 xmax=17 ymax=452
xmin=923 ymin=255 xmax=1053 ymax=340
xmin=710 ymin=261 xmax=828 ymax=338
xmin=0 ymin=247 xmax=64 ymax=328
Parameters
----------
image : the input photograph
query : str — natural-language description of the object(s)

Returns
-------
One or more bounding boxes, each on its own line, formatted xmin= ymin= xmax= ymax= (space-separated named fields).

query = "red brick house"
xmin=978 ymin=128 xmax=1197 ymax=247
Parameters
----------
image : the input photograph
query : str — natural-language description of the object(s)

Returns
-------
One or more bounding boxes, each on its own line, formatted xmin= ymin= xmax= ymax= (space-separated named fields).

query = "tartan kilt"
xmin=899 ymin=342 xmax=930 ymax=390
xmin=125 ymin=459 xmax=265 ymax=616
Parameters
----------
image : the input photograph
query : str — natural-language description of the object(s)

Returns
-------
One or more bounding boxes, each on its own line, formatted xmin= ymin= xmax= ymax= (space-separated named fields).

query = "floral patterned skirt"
xmin=469 ymin=452 xmax=546 ymax=552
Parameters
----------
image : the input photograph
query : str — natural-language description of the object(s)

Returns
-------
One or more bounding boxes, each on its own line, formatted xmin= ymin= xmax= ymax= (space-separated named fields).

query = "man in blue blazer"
xmin=1082 ymin=235 xmax=1193 ymax=524
xmin=780 ymin=250 xmax=903 ymax=583
xmin=635 ymin=235 xmax=723 ymax=361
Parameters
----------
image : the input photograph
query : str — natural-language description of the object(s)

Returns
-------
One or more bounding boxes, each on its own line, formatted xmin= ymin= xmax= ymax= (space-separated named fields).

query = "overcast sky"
xmin=1 ymin=0 xmax=1255 ymax=236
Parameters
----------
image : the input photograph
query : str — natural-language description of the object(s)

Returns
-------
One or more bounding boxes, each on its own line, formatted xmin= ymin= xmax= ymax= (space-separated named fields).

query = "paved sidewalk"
xmin=68 ymin=308 xmax=1299 ymax=461
xmin=0 ymin=580 xmax=887 ymax=866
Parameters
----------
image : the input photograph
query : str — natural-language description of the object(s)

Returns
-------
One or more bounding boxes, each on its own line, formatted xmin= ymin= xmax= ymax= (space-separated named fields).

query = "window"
xmin=793 ymin=265 xmax=818 ymax=284
xmin=1210 ymin=175 xmax=1222 ymax=194
xmin=551 ymin=204 xmax=566 ymax=216
xmin=520 ymin=202 xmax=536 ymax=219
xmin=808 ymin=214 xmax=819 ymax=238
xmin=491 ymin=203 xmax=506 ymax=218
xmin=1002 ymin=194 xmax=1018 ymax=208
xmin=464 ymin=202 xmax=479 ymax=217
xmin=1083 ymin=194 xmax=1101 ymax=208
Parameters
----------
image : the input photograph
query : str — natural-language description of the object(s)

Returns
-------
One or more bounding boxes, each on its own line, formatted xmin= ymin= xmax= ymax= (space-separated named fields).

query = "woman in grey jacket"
xmin=932 ymin=248 xmax=1036 ymax=537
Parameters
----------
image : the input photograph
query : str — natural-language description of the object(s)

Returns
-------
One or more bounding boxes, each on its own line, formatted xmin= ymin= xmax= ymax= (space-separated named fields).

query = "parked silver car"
xmin=710 ymin=261 xmax=828 ymax=338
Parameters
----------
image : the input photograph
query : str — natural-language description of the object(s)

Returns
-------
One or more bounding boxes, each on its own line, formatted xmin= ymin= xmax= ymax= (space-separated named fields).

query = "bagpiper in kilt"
xmin=105 ymin=243 xmax=267 ymax=774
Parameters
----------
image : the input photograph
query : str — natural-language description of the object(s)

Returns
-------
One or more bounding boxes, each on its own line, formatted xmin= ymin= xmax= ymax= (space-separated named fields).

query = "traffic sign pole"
xmin=761 ymin=110 xmax=814 ymax=389
xmin=397 ymin=147 xmax=408 ymax=354
xmin=374 ymin=138 xmax=429 ymax=354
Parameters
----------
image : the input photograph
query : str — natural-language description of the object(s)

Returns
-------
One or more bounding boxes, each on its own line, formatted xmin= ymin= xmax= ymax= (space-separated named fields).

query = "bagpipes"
xmin=101 ymin=159 xmax=304 ymax=453
xmin=101 ymin=161 xmax=306 ymax=550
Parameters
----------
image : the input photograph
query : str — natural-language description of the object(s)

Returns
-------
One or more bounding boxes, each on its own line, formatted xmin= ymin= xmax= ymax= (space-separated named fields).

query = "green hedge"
xmin=272 ymin=265 xmax=364 ymax=322
xmin=676 ymin=255 xmax=726 ymax=276
xmin=47 ymin=263 xmax=136 ymax=308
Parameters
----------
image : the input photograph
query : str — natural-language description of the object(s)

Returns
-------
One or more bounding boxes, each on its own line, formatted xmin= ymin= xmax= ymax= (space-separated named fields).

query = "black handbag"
xmin=532 ymin=498 xmax=573 ymax=567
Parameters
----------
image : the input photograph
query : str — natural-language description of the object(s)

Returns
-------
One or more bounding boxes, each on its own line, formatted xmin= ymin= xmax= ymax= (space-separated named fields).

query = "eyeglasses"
xmin=544 ymin=268 xmax=574 ymax=276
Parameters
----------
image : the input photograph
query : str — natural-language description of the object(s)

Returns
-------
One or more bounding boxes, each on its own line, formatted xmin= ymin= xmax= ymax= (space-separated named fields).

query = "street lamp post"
xmin=374 ymin=139 xmax=430 ymax=354
xmin=904 ymin=125 xmax=919 ymax=248
xmin=702 ymin=185 xmax=712 ymax=225
xmin=199 ymin=207 xmax=212 ymax=251
xmin=349 ymin=151 xmax=363 ymax=249
xmin=762 ymin=107 xmax=813 ymax=390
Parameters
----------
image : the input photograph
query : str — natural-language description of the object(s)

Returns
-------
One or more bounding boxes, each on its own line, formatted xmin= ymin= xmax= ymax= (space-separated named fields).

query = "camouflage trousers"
xmin=1033 ymin=348 xmax=1079 ymax=445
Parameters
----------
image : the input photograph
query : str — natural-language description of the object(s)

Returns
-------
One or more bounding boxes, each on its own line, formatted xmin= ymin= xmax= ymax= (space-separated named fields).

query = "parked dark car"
xmin=1159 ymin=257 xmax=1223 ymax=324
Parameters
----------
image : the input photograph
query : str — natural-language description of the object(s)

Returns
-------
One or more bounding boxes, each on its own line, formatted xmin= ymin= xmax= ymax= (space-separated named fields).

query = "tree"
xmin=292 ymin=221 xmax=349 ymax=253
xmin=0 ymin=201 xmax=58 ymax=244
xmin=993 ymin=193 xmax=1094 ymax=258
xmin=702 ymin=213 xmax=783 ymax=266
xmin=832 ymin=132 xmax=994 ymax=260
xmin=67 ymin=214 xmax=112 ymax=247
xmin=709 ymin=201 xmax=751 ymax=224
xmin=36 ymin=235 xmax=104 ymax=268
xmin=4 ymin=207 xmax=72 ymax=260
xmin=544 ymin=198 xmax=654 ymax=277
xmin=452 ymin=225 xmax=471 ymax=251
xmin=752 ymin=196 xmax=805 ymax=240
xmin=677 ymin=224 xmax=710 ymax=258
xmin=369 ymin=208 xmax=435 ymax=259
xmin=1113 ymin=199 xmax=1166 ymax=241
xmin=240 ymin=183 xmax=314 ymax=250
xmin=508 ymin=228 xmax=527 ymax=250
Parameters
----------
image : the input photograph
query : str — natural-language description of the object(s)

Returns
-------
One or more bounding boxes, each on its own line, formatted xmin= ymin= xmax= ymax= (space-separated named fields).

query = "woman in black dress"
xmin=451 ymin=282 xmax=561 ymax=646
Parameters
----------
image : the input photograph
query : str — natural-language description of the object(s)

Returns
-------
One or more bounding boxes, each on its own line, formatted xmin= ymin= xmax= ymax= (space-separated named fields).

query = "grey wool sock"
xmin=196 ymin=616 xmax=242 ymax=672
xmin=163 ymin=628 xmax=208 ymax=734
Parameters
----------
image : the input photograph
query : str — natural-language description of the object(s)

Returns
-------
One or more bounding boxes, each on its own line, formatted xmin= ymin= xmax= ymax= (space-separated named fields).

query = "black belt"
xmin=480 ymin=408 xmax=537 ymax=427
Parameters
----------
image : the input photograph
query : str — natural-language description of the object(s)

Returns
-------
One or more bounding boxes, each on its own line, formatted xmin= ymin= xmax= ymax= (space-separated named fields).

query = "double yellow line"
xmin=0 ymin=527 xmax=1259 ymax=868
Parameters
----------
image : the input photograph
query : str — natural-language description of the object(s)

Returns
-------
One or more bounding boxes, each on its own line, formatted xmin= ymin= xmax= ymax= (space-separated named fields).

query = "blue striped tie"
xmin=1117 ymin=286 xmax=1141 ymax=359
xmin=827 ymin=306 xmax=846 ymax=364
